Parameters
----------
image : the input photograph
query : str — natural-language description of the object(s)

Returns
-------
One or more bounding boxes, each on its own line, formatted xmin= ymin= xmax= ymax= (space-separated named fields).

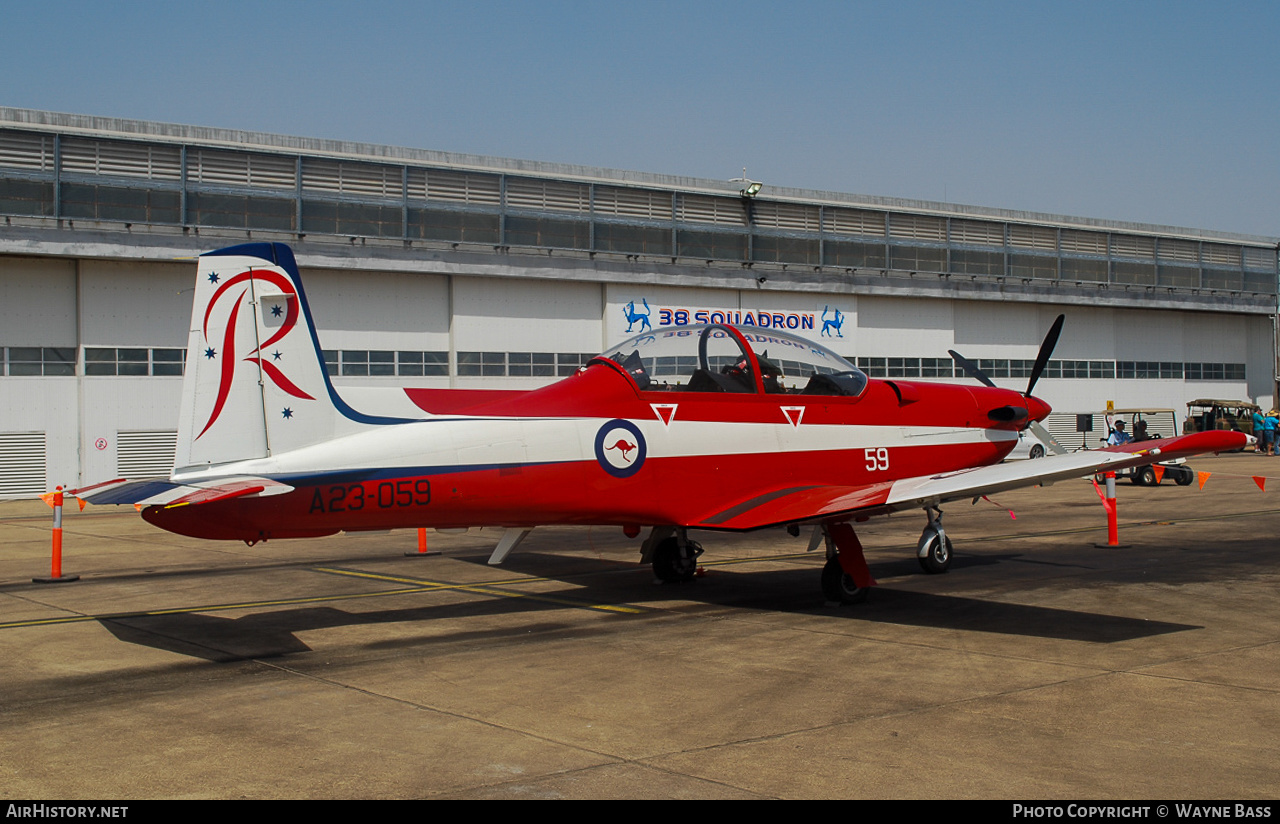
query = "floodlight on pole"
xmin=731 ymin=168 xmax=763 ymax=198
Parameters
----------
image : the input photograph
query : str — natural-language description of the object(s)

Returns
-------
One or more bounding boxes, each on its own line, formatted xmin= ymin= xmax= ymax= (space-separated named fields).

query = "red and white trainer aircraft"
xmin=73 ymin=243 xmax=1252 ymax=603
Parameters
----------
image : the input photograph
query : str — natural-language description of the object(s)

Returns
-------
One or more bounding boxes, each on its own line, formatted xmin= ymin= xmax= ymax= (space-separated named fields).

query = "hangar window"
xmin=557 ymin=353 xmax=590 ymax=376
xmin=455 ymin=352 xmax=596 ymax=378
xmin=2 ymin=347 xmax=75 ymax=377
xmin=506 ymin=352 xmax=556 ymax=377
xmin=323 ymin=350 xmax=448 ymax=378
xmin=1157 ymin=264 xmax=1198 ymax=288
xmin=889 ymin=244 xmax=945 ymax=273
xmin=1201 ymin=268 xmax=1243 ymax=291
xmin=458 ymin=352 xmax=510 ymax=378
xmin=677 ymin=230 xmax=747 ymax=261
xmin=60 ymin=183 xmax=180 ymax=224
xmin=752 ymin=234 xmax=819 ymax=265
xmin=188 ymin=192 xmax=295 ymax=231
xmin=504 ymin=215 xmax=590 ymax=250
xmin=824 ymin=240 xmax=886 ymax=269
xmin=1113 ymin=261 xmax=1156 ymax=285
xmin=303 ymin=200 xmax=402 ymax=238
xmin=1184 ymin=363 xmax=1245 ymax=381
xmin=856 ymin=357 xmax=887 ymax=377
xmin=1060 ymin=258 xmax=1107 ymax=282
xmin=595 ymin=222 xmax=672 ymax=256
xmin=1243 ymin=270 xmax=1277 ymax=294
xmin=0 ymin=178 xmax=54 ymax=217
xmin=82 ymin=348 xmax=184 ymax=377
xmin=408 ymin=208 xmax=500 ymax=244
xmin=1118 ymin=362 xmax=1184 ymax=380
xmin=886 ymin=358 xmax=920 ymax=378
xmin=949 ymin=249 xmax=1005 ymax=277
xmin=1009 ymin=253 xmax=1057 ymax=280
xmin=395 ymin=351 xmax=448 ymax=377
xmin=920 ymin=358 xmax=956 ymax=378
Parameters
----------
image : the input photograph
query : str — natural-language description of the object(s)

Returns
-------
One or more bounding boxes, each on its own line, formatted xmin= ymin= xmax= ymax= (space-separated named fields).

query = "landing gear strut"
xmin=917 ymin=507 xmax=953 ymax=574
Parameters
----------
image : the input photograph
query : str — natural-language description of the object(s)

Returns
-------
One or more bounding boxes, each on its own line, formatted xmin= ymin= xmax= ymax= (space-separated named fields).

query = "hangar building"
xmin=1 ymin=107 xmax=1276 ymax=496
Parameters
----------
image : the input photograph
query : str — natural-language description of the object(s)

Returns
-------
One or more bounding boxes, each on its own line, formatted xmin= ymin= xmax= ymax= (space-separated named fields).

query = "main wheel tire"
xmin=1029 ymin=444 xmax=1045 ymax=459
xmin=821 ymin=557 xmax=868 ymax=605
xmin=1136 ymin=466 xmax=1157 ymax=486
xmin=918 ymin=534 xmax=953 ymax=574
xmin=653 ymin=537 xmax=699 ymax=583
xmin=1175 ymin=467 xmax=1194 ymax=486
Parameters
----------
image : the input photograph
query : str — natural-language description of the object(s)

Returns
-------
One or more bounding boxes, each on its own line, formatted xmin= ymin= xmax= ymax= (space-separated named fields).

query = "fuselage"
xmin=143 ymin=361 xmax=1048 ymax=541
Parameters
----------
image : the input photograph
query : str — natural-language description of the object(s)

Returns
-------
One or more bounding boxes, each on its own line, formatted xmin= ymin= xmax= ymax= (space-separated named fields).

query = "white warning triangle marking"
xmin=651 ymin=403 xmax=678 ymax=426
xmin=781 ymin=406 xmax=805 ymax=427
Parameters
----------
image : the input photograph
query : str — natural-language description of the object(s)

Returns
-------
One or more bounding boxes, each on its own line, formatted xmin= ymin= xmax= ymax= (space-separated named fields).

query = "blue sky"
xmin=4 ymin=1 xmax=1276 ymax=236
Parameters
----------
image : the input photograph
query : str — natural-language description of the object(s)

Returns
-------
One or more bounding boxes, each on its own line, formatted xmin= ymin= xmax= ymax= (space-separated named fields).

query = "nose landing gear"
xmin=917 ymin=507 xmax=953 ymax=574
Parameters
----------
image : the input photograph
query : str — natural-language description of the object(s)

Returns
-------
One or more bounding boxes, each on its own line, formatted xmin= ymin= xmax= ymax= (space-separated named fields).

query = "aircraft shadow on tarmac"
xmin=94 ymin=552 xmax=1200 ymax=662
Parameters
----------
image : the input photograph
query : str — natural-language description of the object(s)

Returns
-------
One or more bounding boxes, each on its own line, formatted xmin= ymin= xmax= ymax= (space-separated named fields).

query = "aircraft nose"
xmin=1026 ymin=395 xmax=1052 ymax=422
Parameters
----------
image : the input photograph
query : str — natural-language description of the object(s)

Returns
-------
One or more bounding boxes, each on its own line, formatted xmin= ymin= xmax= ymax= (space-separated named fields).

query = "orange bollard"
xmin=1092 ymin=471 xmax=1129 ymax=549
xmin=34 ymin=486 xmax=80 ymax=584
xmin=405 ymin=526 xmax=440 ymax=557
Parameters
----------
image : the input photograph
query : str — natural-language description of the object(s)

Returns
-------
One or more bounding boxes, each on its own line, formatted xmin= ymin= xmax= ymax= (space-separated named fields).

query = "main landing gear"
xmin=645 ymin=527 xmax=704 ymax=583
xmin=916 ymin=507 xmax=953 ymax=574
xmin=818 ymin=522 xmax=876 ymax=604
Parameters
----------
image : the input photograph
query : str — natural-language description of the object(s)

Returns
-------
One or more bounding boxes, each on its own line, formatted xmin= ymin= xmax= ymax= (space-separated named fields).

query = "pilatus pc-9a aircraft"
xmin=73 ymin=243 xmax=1251 ymax=603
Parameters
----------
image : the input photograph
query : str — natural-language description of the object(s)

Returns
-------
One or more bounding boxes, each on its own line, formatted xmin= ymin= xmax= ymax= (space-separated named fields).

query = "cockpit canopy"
xmin=595 ymin=324 xmax=868 ymax=397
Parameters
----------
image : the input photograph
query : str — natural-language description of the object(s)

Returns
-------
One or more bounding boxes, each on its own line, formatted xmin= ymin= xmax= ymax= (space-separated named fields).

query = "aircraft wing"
xmin=691 ymin=430 xmax=1252 ymax=531
xmin=69 ymin=477 xmax=294 ymax=508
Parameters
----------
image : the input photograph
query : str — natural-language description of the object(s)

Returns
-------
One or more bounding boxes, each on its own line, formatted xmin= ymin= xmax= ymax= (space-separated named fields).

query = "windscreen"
xmin=597 ymin=324 xmax=867 ymax=396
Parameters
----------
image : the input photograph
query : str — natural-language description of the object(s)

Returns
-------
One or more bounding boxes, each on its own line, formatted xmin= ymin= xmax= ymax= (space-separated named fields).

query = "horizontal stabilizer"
xmin=70 ymin=477 xmax=294 ymax=507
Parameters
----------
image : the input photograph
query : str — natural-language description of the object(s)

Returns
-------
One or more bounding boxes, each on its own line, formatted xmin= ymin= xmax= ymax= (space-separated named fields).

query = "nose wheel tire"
xmin=821 ymin=558 xmax=868 ymax=605
xmin=918 ymin=534 xmax=953 ymax=574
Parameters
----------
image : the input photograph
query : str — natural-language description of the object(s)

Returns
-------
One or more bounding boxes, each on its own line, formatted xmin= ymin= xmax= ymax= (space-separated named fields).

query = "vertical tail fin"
xmin=176 ymin=243 xmax=340 ymax=470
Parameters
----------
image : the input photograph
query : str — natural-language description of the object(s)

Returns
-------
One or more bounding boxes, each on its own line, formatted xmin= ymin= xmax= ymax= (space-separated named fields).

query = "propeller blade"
xmin=1026 ymin=314 xmax=1065 ymax=397
xmin=948 ymin=350 xmax=995 ymax=388
xmin=1028 ymin=420 xmax=1067 ymax=455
